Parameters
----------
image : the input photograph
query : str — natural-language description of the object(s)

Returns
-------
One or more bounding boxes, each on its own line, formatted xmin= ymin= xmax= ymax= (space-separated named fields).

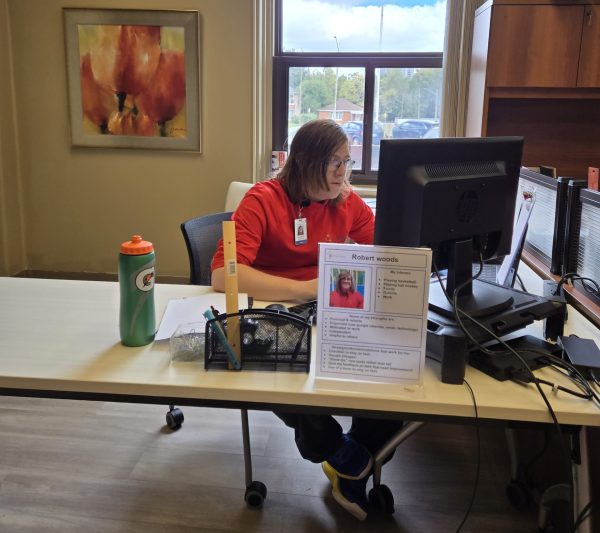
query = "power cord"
xmin=432 ymin=256 xmax=576 ymax=532
xmin=455 ymin=378 xmax=480 ymax=533
xmin=510 ymin=357 xmax=598 ymax=404
xmin=507 ymin=347 xmax=600 ymax=406
xmin=554 ymin=272 xmax=600 ymax=297
xmin=515 ymin=272 xmax=527 ymax=292
xmin=590 ymin=369 xmax=600 ymax=389
xmin=425 ymin=353 xmax=482 ymax=533
xmin=573 ymin=500 xmax=595 ymax=532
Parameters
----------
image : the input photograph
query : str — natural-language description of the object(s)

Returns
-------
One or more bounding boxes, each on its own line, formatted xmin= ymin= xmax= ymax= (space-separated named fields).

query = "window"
xmin=273 ymin=0 xmax=447 ymax=183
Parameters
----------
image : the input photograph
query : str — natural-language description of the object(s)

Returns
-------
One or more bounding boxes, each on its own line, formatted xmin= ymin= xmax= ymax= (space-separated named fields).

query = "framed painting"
xmin=64 ymin=9 xmax=201 ymax=151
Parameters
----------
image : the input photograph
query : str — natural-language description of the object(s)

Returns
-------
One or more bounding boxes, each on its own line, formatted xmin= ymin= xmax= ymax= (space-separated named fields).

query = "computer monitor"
xmin=374 ymin=136 xmax=524 ymax=318
xmin=518 ymin=167 xmax=570 ymax=274
xmin=568 ymin=187 xmax=600 ymax=307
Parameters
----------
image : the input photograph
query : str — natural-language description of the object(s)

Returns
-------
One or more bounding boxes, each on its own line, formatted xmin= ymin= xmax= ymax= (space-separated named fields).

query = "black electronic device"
xmin=567 ymin=188 xmax=600 ymax=307
xmin=426 ymin=281 xmax=565 ymax=383
xmin=469 ymin=335 xmax=561 ymax=381
xmin=558 ymin=335 xmax=600 ymax=374
xmin=376 ymin=136 xmax=523 ymax=317
xmin=375 ymin=137 xmax=566 ymax=384
xmin=561 ymin=179 xmax=588 ymax=276
xmin=541 ymin=280 xmax=567 ymax=341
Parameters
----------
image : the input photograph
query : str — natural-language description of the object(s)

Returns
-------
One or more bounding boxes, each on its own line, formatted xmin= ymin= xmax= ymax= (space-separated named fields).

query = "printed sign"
xmin=315 ymin=243 xmax=432 ymax=386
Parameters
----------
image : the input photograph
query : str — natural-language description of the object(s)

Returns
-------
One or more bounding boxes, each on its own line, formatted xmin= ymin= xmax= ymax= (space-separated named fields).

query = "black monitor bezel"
xmin=374 ymin=136 xmax=524 ymax=272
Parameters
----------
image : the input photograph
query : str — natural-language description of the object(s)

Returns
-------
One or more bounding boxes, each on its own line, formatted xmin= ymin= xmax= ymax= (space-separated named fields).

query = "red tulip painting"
xmin=65 ymin=10 xmax=200 ymax=151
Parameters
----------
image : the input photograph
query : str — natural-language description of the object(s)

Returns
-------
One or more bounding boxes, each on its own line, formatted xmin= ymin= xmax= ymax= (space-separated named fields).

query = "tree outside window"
xmin=273 ymin=0 xmax=447 ymax=182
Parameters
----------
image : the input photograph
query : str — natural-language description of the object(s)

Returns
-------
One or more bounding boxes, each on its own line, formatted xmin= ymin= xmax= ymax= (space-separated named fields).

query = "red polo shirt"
xmin=211 ymin=179 xmax=374 ymax=281
xmin=329 ymin=290 xmax=364 ymax=309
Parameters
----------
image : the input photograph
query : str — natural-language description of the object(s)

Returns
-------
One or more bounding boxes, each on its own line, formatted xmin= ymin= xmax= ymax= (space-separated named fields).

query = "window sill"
xmin=352 ymin=185 xmax=377 ymax=198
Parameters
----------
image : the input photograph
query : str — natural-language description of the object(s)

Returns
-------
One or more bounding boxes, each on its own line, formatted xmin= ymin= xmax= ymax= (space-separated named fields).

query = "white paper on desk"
xmin=155 ymin=293 xmax=248 ymax=340
xmin=315 ymin=243 xmax=432 ymax=387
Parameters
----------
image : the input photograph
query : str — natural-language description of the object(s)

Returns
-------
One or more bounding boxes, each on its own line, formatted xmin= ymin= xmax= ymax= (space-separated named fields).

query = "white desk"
xmin=1 ymin=276 xmax=598 ymax=427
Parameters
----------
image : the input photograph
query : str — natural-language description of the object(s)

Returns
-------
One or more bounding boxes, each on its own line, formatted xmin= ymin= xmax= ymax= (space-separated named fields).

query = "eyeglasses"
xmin=325 ymin=158 xmax=355 ymax=172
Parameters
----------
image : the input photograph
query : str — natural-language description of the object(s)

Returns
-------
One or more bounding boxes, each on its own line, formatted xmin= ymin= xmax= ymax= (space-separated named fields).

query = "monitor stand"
xmin=426 ymin=280 xmax=566 ymax=384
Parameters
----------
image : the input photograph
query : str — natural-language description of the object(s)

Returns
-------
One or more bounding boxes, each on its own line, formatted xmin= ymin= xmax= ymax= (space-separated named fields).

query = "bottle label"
xmin=135 ymin=267 xmax=155 ymax=292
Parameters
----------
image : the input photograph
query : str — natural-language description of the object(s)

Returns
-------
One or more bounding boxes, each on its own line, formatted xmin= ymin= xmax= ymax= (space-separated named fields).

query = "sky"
xmin=282 ymin=0 xmax=447 ymax=53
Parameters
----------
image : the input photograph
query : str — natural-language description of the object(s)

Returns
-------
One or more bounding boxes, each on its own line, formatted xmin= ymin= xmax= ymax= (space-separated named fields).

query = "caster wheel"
xmin=166 ymin=407 xmax=184 ymax=430
xmin=506 ymin=479 xmax=531 ymax=511
xmin=245 ymin=480 xmax=267 ymax=508
xmin=369 ymin=484 xmax=395 ymax=514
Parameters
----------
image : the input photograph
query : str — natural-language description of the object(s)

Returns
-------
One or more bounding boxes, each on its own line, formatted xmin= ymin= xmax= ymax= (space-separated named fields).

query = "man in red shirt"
xmin=211 ymin=119 xmax=402 ymax=520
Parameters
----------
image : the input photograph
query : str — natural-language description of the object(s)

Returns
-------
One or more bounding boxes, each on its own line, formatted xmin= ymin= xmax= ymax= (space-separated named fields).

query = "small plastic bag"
xmin=169 ymin=320 xmax=206 ymax=362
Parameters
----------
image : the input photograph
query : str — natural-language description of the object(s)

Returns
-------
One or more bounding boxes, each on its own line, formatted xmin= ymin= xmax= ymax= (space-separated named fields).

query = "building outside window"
xmin=273 ymin=0 xmax=447 ymax=183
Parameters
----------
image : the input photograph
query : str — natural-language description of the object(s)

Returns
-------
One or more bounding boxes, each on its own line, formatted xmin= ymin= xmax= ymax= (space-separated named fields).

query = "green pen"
xmin=204 ymin=308 xmax=241 ymax=370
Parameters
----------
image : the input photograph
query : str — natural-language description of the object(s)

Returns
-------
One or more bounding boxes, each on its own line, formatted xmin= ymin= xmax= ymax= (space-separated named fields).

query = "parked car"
xmin=391 ymin=119 xmax=438 ymax=139
xmin=341 ymin=121 xmax=384 ymax=146
xmin=423 ymin=125 xmax=440 ymax=139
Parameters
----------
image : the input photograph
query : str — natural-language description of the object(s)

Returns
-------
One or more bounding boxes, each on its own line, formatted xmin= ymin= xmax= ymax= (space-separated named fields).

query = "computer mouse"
xmin=265 ymin=303 xmax=289 ymax=313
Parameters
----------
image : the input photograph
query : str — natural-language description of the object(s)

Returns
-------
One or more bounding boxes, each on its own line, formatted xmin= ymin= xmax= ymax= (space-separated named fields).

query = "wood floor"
xmin=0 ymin=397 xmax=540 ymax=532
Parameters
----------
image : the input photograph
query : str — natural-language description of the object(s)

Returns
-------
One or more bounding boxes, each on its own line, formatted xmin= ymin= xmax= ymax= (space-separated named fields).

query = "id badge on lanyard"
xmin=294 ymin=218 xmax=307 ymax=245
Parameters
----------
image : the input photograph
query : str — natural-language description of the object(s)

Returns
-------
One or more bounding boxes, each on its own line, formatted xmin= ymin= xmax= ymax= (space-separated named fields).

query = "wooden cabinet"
xmin=466 ymin=0 xmax=600 ymax=180
xmin=578 ymin=5 xmax=600 ymax=87
xmin=486 ymin=5 xmax=584 ymax=88
xmin=482 ymin=3 xmax=600 ymax=89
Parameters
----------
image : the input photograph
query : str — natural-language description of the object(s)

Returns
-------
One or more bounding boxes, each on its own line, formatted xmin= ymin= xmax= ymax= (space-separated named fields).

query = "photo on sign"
xmin=328 ymin=267 xmax=367 ymax=310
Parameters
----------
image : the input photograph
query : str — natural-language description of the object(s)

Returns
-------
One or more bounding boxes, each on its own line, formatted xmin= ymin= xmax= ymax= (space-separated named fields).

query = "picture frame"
xmin=63 ymin=8 xmax=201 ymax=151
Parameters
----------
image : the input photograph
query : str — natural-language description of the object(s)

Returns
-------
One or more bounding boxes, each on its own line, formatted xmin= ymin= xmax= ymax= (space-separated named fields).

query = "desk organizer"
xmin=204 ymin=309 xmax=311 ymax=372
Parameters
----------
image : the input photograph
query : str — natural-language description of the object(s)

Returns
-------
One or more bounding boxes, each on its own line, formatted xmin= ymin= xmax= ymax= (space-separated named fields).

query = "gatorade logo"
xmin=135 ymin=267 xmax=155 ymax=292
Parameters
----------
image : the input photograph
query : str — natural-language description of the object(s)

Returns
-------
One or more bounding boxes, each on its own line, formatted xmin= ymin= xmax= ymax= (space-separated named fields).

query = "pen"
xmin=203 ymin=308 xmax=241 ymax=370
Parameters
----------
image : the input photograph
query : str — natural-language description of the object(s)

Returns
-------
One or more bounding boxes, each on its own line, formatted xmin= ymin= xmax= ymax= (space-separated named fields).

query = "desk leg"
xmin=574 ymin=427 xmax=592 ymax=533
xmin=241 ymin=408 xmax=253 ymax=487
xmin=372 ymin=421 xmax=425 ymax=486
xmin=241 ymin=409 xmax=268 ymax=508
xmin=368 ymin=421 xmax=425 ymax=515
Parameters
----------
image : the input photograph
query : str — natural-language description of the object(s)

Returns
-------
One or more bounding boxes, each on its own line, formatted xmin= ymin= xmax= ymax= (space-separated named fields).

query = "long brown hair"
xmin=336 ymin=270 xmax=355 ymax=294
xmin=278 ymin=119 xmax=351 ymax=205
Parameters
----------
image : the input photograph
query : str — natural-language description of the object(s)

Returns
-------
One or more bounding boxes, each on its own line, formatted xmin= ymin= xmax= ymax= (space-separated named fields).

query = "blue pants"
xmin=274 ymin=412 xmax=404 ymax=464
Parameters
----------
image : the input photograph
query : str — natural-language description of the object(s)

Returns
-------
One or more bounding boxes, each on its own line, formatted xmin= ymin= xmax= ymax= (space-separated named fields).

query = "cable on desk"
xmin=555 ymin=272 xmax=600 ymax=297
xmin=515 ymin=272 xmax=527 ymax=293
xmin=543 ymin=353 xmax=600 ymax=405
xmin=454 ymin=378 xmax=480 ymax=533
xmin=590 ymin=369 xmax=600 ymax=389
xmin=507 ymin=351 xmax=599 ymax=405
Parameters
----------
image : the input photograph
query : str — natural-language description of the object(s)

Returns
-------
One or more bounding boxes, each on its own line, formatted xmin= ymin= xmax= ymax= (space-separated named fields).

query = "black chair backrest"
xmin=180 ymin=211 xmax=233 ymax=285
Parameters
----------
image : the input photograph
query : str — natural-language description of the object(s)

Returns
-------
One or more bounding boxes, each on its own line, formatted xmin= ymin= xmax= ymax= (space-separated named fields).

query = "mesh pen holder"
xmin=204 ymin=309 xmax=311 ymax=372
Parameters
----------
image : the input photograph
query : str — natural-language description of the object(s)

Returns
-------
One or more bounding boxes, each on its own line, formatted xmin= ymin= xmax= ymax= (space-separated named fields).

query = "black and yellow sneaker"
xmin=326 ymin=434 xmax=372 ymax=480
xmin=322 ymin=461 xmax=369 ymax=521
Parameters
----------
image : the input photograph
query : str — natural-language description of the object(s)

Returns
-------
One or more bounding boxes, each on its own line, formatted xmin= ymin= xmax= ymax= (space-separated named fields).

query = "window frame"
xmin=272 ymin=0 xmax=444 ymax=185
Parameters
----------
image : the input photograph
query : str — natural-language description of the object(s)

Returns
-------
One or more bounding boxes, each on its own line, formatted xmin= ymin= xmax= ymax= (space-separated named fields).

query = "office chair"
xmin=180 ymin=210 xmax=234 ymax=286
xmin=166 ymin=211 xmax=233 ymax=429
xmin=224 ymin=180 xmax=252 ymax=212
xmin=166 ymin=210 xmax=233 ymax=429
xmin=167 ymin=210 xmax=268 ymax=506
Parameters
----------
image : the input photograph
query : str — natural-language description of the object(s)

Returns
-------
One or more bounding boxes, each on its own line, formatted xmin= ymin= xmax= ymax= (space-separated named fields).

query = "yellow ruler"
xmin=222 ymin=221 xmax=241 ymax=369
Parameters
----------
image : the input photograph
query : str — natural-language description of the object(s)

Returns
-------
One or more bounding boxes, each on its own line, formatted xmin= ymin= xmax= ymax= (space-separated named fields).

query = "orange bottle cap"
xmin=120 ymin=235 xmax=154 ymax=255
